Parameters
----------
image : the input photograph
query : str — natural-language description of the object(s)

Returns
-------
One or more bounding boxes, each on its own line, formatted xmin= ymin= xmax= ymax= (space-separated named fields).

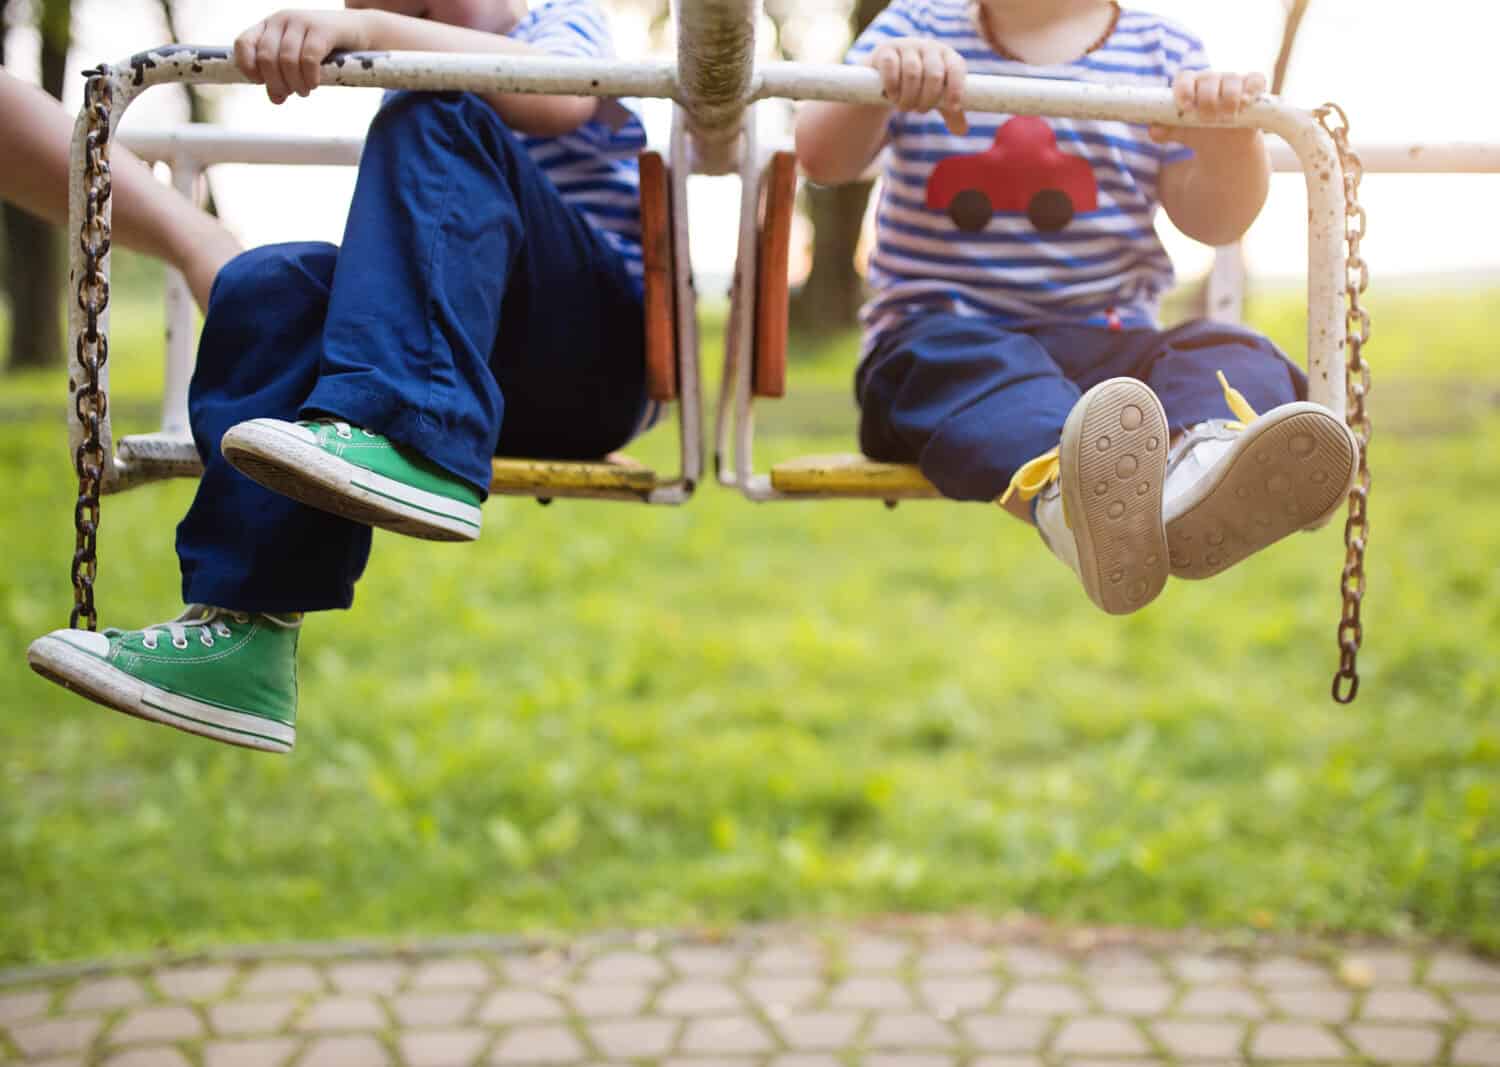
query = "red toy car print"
xmin=926 ymin=116 xmax=1099 ymax=234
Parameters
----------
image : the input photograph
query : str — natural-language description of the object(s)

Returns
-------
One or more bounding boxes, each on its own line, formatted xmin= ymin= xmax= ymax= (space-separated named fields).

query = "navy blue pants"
xmin=177 ymin=92 xmax=649 ymax=613
xmin=857 ymin=314 xmax=1307 ymax=502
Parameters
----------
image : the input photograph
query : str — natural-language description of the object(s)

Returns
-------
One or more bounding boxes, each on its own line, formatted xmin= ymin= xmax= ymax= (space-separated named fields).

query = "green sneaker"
xmin=27 ymin=607 xmax=300 ymax=753
xmin=221 ymin=418 xmax=484 ymax=542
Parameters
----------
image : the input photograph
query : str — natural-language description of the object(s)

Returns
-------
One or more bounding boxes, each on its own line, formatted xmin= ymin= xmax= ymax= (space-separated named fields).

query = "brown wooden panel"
xmin=753 ymin=151 xmax=797 ymax=399
xmin=638 ymin=150 xmax=677 ymax=402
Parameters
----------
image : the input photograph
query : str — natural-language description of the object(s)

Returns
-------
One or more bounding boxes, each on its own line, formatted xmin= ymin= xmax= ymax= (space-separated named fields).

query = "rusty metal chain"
xmin=71 ymin=72 xmax=114 ymax=632
xmin=1317 ymin=103 xmax=1371 ymax=704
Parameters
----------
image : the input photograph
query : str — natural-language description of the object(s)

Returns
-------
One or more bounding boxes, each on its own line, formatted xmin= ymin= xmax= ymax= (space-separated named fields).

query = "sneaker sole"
xmin=1061 ymin=378 xmax=1171 ymax=615
xmin=222 ymin=421 xmax=482 ymax=543
xmin=1165 ymin=404 xmax=1358 ymax=580
xmin=26 ymin=635 xmax=294 ymax=753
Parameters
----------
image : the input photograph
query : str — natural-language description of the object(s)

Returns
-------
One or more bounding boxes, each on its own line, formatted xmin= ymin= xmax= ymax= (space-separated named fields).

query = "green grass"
xmin=1 ymin=271 xmax=1497 ymax=964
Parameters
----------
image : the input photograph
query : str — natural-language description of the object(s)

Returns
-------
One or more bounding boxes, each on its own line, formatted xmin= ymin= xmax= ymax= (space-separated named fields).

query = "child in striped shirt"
xmin=796 ymin=0 xmax=1358 ymax=616
xmin=28 ymin=0 xmax=653 ymax=751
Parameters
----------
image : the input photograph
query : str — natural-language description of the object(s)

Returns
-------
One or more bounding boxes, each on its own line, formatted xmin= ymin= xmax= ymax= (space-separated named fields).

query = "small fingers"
xmin=255 ymin=18 xmax=291 ymax=103
xmin=872 ymin=45 xmax=902 ymax=102
xmin=279 ymin=23 xmax=310 ymax=96
xmin=898 ymin=47 xmax=924 ymax=110
xmin=300 ymin=30 xmax=329 ymax=95
xmin=234 ymin=23 xmax=265 ymax=83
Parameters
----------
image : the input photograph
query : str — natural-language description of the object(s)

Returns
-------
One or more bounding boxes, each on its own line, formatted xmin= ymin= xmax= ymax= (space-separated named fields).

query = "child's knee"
xmin=371 ymin=90 xmax=514 ymax=147
xmin=209 ymin=242 xmax=337 ymax=318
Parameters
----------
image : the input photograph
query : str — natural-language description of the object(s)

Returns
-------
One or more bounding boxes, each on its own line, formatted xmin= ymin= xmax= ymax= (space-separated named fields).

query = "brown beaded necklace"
xmin=972 ymin=1 xmax=1122 ymax=64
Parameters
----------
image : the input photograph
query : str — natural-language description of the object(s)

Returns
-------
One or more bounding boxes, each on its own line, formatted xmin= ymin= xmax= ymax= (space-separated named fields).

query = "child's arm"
xmin=234 ymin=8 xmax=597 ymax=136
xmin=795 ymin=38 xmax=968 ymax=186
xmin=1153 ymin=70 xmax=1272 ymax=247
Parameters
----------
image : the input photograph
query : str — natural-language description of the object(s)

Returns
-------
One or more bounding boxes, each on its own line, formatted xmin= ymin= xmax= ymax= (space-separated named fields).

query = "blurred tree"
xmin=2 ymin=0 xmax=72 ymax=371
xmin=788 ymin=0 xmax=886 ymax=338
xmin=153 ymin=0 xmax=220 ymax=215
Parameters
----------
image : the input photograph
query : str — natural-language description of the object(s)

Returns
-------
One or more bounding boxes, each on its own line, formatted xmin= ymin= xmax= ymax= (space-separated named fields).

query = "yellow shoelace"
xmin=1217 ymin=370 xmax=1259 ymax=430
xmin=998 ymin=446 xmax=1060 ymax=507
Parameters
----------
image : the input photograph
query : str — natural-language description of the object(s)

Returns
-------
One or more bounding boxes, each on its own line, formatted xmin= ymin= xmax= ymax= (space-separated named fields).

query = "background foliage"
xmin=1 ymin=261 xmax=1496 ymax=964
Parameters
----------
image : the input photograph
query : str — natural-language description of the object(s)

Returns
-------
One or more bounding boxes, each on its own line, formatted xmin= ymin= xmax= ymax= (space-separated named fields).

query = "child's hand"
xmin=1149 ymin=70 xmax=1268 ymax=149
xmin=235 ymin=9 xmax=373 ymax=104
xmin=868 ymin=38 xmax=969 ymax=136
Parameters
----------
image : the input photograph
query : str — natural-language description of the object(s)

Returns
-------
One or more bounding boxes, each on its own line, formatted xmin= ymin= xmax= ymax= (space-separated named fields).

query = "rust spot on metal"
xmin=129 ymin=45 xmax=228 ymax=85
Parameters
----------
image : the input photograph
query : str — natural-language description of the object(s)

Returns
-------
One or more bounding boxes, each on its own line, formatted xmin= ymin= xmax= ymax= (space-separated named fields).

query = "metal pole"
xmin=674 ymin=0 xmax=760 ymax=175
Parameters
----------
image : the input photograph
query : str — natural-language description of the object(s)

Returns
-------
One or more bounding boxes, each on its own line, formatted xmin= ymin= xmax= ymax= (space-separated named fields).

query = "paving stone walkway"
xmin=2 ymin=921 xmax=1497 ymax=1067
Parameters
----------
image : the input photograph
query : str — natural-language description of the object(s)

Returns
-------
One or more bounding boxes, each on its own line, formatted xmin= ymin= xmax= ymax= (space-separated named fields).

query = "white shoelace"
xmin=139 ymin=606 xmax=248 ymax=651
xmin=326 ymin=421 xmax=379 ymax=441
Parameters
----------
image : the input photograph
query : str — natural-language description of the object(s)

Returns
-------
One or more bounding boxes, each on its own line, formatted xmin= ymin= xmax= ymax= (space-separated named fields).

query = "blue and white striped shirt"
xmin=847 ymin=0 xmax=1209 ymax=343
xmin=513 ymin=0 xmax=647 ymax=280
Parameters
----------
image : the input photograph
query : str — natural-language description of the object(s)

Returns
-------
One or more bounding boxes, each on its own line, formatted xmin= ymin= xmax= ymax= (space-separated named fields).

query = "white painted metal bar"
xmin=1268 ymin=141 xmax=1500 ymax=174
xmin=121 ymin=127 xmax=364 ymax=166
xmin=160 ymin=162 xmax=198 ymax=436
xmin=75 ymin=46 xmax=1353 ymax=500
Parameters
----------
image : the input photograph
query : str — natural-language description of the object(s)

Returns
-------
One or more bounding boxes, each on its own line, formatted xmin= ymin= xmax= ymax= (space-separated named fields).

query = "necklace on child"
xmin=971 ymin=1 xmax=1122 ymax=64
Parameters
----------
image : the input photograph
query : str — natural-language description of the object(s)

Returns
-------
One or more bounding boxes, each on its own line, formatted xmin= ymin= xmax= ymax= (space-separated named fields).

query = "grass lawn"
xmin=1 ymin=259 xmax=1497 ymax=964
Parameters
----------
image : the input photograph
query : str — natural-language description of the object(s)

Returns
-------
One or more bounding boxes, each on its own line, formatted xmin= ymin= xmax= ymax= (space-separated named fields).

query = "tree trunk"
xmin=788 ymin=0 xmax=888 ymax=339
xmin=3 ymin=0 xmax=72 ymax=372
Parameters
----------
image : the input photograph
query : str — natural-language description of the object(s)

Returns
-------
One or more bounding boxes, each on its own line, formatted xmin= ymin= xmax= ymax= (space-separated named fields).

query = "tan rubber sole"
xmin=1061 ymin=379 xmax=1171 ymax=615
xmin=1165 ymin=405 xmax=1357 ymax=580
xmin=222 ymin=422 xmax=481 ymax=543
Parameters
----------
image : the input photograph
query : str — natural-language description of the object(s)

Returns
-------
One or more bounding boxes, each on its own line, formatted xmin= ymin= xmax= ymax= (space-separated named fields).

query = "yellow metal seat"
xmin=769 ymin=453 xmax=940 ymax=499
xmin=488 ymin=454 xmax=658 ymax=500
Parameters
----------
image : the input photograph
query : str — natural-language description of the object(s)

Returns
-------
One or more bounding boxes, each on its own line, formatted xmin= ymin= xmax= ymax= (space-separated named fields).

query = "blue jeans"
xmin=177 ymin=92 xmax=649 ymax=613
xmin=857 ymin=314 xmax=1307 ymax=502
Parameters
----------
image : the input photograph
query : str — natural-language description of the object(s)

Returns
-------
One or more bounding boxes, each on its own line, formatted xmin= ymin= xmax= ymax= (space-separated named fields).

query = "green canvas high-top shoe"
xmin=222 ymin=418 xmax=484 ymax=542
xmin=28 ymin=607 xmax=300 ymax=753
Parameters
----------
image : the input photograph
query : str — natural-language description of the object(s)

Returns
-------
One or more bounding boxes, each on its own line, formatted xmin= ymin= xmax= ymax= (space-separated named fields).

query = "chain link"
xmin=71 ymin=73 xmax=114 ymax=632
xmin=1316 ymin=103 xmax=1372 ymax=704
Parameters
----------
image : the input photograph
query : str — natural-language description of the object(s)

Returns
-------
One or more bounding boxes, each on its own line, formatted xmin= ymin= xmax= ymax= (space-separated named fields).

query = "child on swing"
xmin=28 ymin=0 xmax=653 ymax=751
xmin=796 ymin=0 xmax=1358 ymax=615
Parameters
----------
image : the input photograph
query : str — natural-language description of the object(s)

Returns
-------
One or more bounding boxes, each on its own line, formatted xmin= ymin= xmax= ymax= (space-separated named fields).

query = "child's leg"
xmin=857 ymin=313 xmax=1080 ymax=502
xmin=1140 ymin=320 xmax=1357 ymax=578
xmin=222 ymin=91 xmax=647 ymax=534
xmin=177 ymin=241 xmax=374 ymax=614
xmin=857 ymin=313 xmax=1171 ymax=614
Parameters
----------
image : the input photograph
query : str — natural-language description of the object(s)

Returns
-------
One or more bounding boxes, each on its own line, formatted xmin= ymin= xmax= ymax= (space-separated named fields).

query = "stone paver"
xmin=10 ymin=1016 xmax=105 ymax=1058
xmin=657 ymin=979 xmax=743 ymax=1015
xmin=1249 ymin=1021 xmax=1347 ymax=1061
xmin=108 ymin=1003 xmax=205 ymax=1044
xmin=297 ymin=1034 xmax=392 ymax=1065
xmin=0 ymin=990 xmax=52 ymax=1026
xmin=101 ymin=1048 xmax=192 ymax=1067
xmin=241 ymin=964 xmax=325 ymax=997
xmin=399 ymin=1028 xmax=490 ymax=1067
xmin=775 ymin=1011 xmax=861 ymax=1050
xmin=1455 ymin=1029 xmax=1500 ymax=1066
xmin=210 ymin=998 xmax=300 ymax=1035
xmin=588 ymin=1018 xmax=678 ymax=1058
xmin=202 ymin=1037 xmax=301 ymax=1067
xmin=391 ymin=991 xmax=477 ymax=1027
xmin=294 ymin=995 xmax=386 ymax=1032
xmin=1347 ymin=1021 xmax=1444 ymax=1063
xmin=155 ymin=965 xmax=238 ymax=1001
xmin=64 ymin=977 xmax=146 ymax=1012
xmin=2 ymin=927 xmax=1497 ymax=1066
xmin=489 ymin=1024 xmax=583 ymax=1064
xmin=1052 ymin=1018 xmax=1150 ymax=1057
xmin=1151 ymin=1019 xmax=1246 ymax=1059
xmin=1361 ymin=986 xmax=1452 ymax=1021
